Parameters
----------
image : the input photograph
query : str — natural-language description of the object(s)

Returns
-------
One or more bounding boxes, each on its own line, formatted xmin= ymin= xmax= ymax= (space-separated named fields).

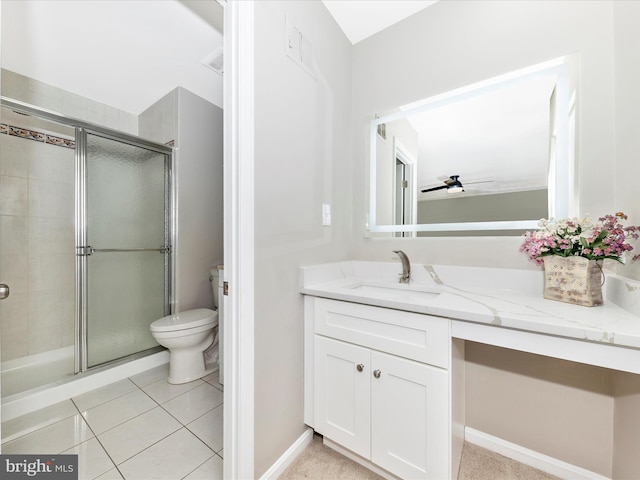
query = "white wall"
xmin=350 ymin=1 xmax=635 ymax=477
xmin=139 ymin=88 xmax=223 ymax=312
xmin=614 ymin=0 xmax=640 ymax=281
xmin=352 ymin=0 xmax=618 ymax=269
xmin=465 ymin=343 xmax=615 ymax=476
xmin=0 ymin=0 xmax=222 ymax=115
xmin=175 ymin=88 xmax=223 ymax=310
xmin=612 ymin=2 xmax=640 ymax=476
xmin=252 ymin=1 xmax=353 ymax=476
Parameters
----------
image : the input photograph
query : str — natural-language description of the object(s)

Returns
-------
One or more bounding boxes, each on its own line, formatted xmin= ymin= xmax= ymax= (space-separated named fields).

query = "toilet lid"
xmin=150 ymin=308 xmax=218 ymax=333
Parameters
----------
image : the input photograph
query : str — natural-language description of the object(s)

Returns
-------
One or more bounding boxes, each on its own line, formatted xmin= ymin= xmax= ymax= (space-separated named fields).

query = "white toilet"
xmin=150 ymin=308 xmax=218 ymax=384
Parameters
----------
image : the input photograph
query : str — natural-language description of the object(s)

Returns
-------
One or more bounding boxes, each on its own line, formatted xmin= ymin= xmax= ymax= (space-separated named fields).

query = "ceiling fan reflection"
xmin=421 ymin=175 xmax=494 ymax=194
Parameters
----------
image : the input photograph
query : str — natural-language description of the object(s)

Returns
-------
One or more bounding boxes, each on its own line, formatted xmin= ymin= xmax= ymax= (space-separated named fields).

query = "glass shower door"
xmin=80 ymin=131 xmax=170 ymax=369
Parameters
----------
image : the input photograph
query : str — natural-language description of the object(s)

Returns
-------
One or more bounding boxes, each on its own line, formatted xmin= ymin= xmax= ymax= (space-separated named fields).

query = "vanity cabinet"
xmin=315 ymin=336 xmax=449 ymax=479
xmin=305 ymin=297 xmax=456 ymax=479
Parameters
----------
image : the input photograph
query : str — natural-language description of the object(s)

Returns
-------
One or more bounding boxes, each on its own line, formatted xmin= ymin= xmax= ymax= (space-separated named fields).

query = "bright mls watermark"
xmin=0 ymin=455 xmax=77 ymax=479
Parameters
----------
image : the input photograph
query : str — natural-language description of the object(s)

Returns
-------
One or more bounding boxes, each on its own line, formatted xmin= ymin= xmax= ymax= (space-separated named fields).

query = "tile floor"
xmin=1 ymin=364 xmax=223 ymax=480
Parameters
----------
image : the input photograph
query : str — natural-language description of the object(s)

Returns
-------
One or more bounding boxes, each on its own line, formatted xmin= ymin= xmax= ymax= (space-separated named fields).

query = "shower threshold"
xmin=1 ymin=346 xmax=75 ymax=398
xmin=2 ymin=347 xmax=169 ymax=421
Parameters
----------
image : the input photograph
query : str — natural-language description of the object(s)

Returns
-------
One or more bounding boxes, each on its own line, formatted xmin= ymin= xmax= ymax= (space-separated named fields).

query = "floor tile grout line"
xmin=135 ymin=378 xmax=224 ymax=457
xmin=0 ymin=373 xmax=207 ymax=441
xmin=201 ymin=371 xmax=223 ymax=392
xmin=69 ymin=395 xmax=126 ymax=479
xmin=135 ymin=381 xmax=190 ymax=427
xmin=138 ymin=378 xmax=207 ymax=406
xmin=153 ymin=382 xmax=222 ymax=426
xmin=1 ymin=406 xmax=93 ymax=451
xmin=95 ymin=375 xmax=195 ymax=469
xmin=135 ymin=379 xmax=224 ymax=455
xmin=110 ymin=426 xmax=215 ymax=473
xmin=183 ymin=418 xmax=223 ymax=455
xmin=180 ymin=451 xmax=218 ymax=480
xmin=182 ymin=401 xmax=223 ymax=453
xmin=96 ymin=420 xmax=183 ymax=471
xmin=74 ymin=385 xmax=159 ymax=438
xmin=78 ymin=379 xmax=177 ymax=441
xmin=1 ymin=401 xmax=80 ymax=445
xmin=157 ymin=400 xmax=197 ymax=428
xmin=84 ymin=422 xmax=127 ymax=480
xmin=1 ymin=370 xmax=223 ymax=478
xmin=71 ymin=378 xmax=140 ymax=413
xmin=184 ymin=398 xmax=223 ymax=425
xmin=79 ymin=380 xmax=174 ymax=476
xmin=4 ymin=380 xmax=220 ymax=448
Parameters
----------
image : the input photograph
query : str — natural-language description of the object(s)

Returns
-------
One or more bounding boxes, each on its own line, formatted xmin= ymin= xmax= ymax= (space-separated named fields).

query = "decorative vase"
xmin=542 ymin=256 xmax=604 ymax=307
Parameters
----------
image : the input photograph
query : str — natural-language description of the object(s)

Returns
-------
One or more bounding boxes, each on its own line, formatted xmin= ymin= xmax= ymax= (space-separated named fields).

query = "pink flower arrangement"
xmin=520 ymin=212 xmax=640 ymax=266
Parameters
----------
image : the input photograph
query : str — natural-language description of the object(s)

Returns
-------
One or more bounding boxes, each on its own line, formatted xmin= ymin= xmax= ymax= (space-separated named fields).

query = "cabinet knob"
xmin=356 ymin=363 xmax=364 ymax=372
xmin=0 ymin=284 xmax=9 ymax=300
xmin=373 ymin=369 xmax=381 ymax=378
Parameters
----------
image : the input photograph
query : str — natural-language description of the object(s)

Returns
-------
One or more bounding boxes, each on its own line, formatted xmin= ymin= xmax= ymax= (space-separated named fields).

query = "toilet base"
xmin=167 ymin=349 xmax=216 ymax=384
xmin=168 ymin=366 xmax=219 ymax=385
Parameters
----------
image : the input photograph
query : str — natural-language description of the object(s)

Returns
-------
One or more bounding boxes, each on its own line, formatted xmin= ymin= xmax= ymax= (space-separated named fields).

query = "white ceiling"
xmin=1 ymin=0 xmax=223 ymax=115
xmin=321 ymin=0 xmax=555 ymax=199
xmin=322 ymin=0 xmax=439 ymax=44
xmin=0 ymin=0 xmax=435 ymax=115
xmin=411 ymin=74 xmax=557 ymax=198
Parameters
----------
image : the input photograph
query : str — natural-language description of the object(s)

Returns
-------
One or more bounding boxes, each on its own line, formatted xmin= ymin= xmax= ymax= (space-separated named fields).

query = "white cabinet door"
xmin=314 ymin=336 xmax=371 ymax=459
xmin=371 ymin=351 xmax=449 ymax=480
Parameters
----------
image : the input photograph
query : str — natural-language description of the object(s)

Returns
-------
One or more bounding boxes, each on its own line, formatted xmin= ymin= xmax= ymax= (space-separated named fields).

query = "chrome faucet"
xmin=393 ymin=250 xmax=411 ymax=284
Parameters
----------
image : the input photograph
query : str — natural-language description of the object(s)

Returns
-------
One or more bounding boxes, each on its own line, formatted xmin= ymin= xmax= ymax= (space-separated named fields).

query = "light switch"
xmin=285 ymin=15 xmax=315 ymax=79
xmin=322 ymin=204 xmax=331 ymax=226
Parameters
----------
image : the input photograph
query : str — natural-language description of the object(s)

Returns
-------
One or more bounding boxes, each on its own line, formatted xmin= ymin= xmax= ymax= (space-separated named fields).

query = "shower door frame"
xmin=0 ymin=97 xmax=175 ymax=376
xmin=75 ymin=127 xmax=174 ymax=373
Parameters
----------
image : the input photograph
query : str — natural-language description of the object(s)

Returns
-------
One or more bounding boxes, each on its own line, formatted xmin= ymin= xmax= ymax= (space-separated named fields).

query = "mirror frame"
xmin=368 ymin=55 xmax=577 ymax=234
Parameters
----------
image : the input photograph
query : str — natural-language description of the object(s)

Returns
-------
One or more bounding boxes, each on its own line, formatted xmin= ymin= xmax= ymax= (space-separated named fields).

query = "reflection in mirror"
xmin=369 ymin=55 xmax=577 ymax=236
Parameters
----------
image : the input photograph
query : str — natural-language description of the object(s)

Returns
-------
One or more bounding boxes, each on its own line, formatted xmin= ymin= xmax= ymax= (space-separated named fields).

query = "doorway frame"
xmin=222 ymin=0 xmax=255 ymax=478
xmin=393 ymin=137 xmax=417 ymax=237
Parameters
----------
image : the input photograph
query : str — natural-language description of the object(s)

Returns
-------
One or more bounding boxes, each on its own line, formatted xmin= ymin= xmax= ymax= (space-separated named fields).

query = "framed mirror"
xmin=368 ymin=55 xmax=578 ymax=236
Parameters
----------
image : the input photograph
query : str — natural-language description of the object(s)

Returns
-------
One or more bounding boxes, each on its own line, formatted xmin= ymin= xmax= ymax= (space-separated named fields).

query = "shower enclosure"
xmin=0 ymin=98 xmax=173 ymax=398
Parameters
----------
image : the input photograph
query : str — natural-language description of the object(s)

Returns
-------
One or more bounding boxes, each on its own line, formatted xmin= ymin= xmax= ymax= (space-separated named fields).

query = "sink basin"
xmin=345 ymin=281 xmax=442 ymax=301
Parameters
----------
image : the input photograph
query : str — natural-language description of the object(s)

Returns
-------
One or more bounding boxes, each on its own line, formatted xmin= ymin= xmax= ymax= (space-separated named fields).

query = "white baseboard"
xmin=465 ymin=427 xmax=610 ymax=480
xmin=259 ymin=427 xmax=314 ymax=480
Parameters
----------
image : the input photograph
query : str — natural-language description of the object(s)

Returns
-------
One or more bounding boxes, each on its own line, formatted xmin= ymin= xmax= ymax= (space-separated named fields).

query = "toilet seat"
xmin=150 ymin=308 xmax=218 ymax=333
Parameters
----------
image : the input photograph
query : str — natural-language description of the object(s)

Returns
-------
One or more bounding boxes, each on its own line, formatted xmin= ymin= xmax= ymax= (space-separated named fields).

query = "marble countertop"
xmin=299 ymin=261 xmax=640 ymax=351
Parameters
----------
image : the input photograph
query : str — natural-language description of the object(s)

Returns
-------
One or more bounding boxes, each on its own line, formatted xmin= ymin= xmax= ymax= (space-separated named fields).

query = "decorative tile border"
xmin=1 ymin=122 xmax=171 ymax=150
xmin=9 ymin=125 xmax=46 ymax=142
xmin=0 ymin=122 xmax=75 ymax=149
xmin=45 ymin=135 xmax=75 ymax=148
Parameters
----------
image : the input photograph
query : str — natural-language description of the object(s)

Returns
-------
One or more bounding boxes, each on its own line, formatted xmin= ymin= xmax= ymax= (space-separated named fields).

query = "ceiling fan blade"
xmin=464 ymin=179 xmax=495 ymax=185
xmin=421 ymin=184 xmax=449 ymax=193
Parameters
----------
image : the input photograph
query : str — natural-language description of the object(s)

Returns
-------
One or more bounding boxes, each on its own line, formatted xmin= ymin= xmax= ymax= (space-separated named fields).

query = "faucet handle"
xmin=393 ymin=250 xmax=411 ymax=284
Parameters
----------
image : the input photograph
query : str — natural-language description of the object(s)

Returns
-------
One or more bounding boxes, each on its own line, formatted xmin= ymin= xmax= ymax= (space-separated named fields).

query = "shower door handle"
xmin=0 ymin=283 xmax=9 ymax=300
xmin=76 ymin=246 xmax=170 ymax=256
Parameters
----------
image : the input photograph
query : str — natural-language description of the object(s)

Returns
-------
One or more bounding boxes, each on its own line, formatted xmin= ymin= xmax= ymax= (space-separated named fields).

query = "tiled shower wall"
xmin=0 ymin=124 xmax=75 ymax=361
xmin=0 ymin=69 xmax=138 ymax=362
